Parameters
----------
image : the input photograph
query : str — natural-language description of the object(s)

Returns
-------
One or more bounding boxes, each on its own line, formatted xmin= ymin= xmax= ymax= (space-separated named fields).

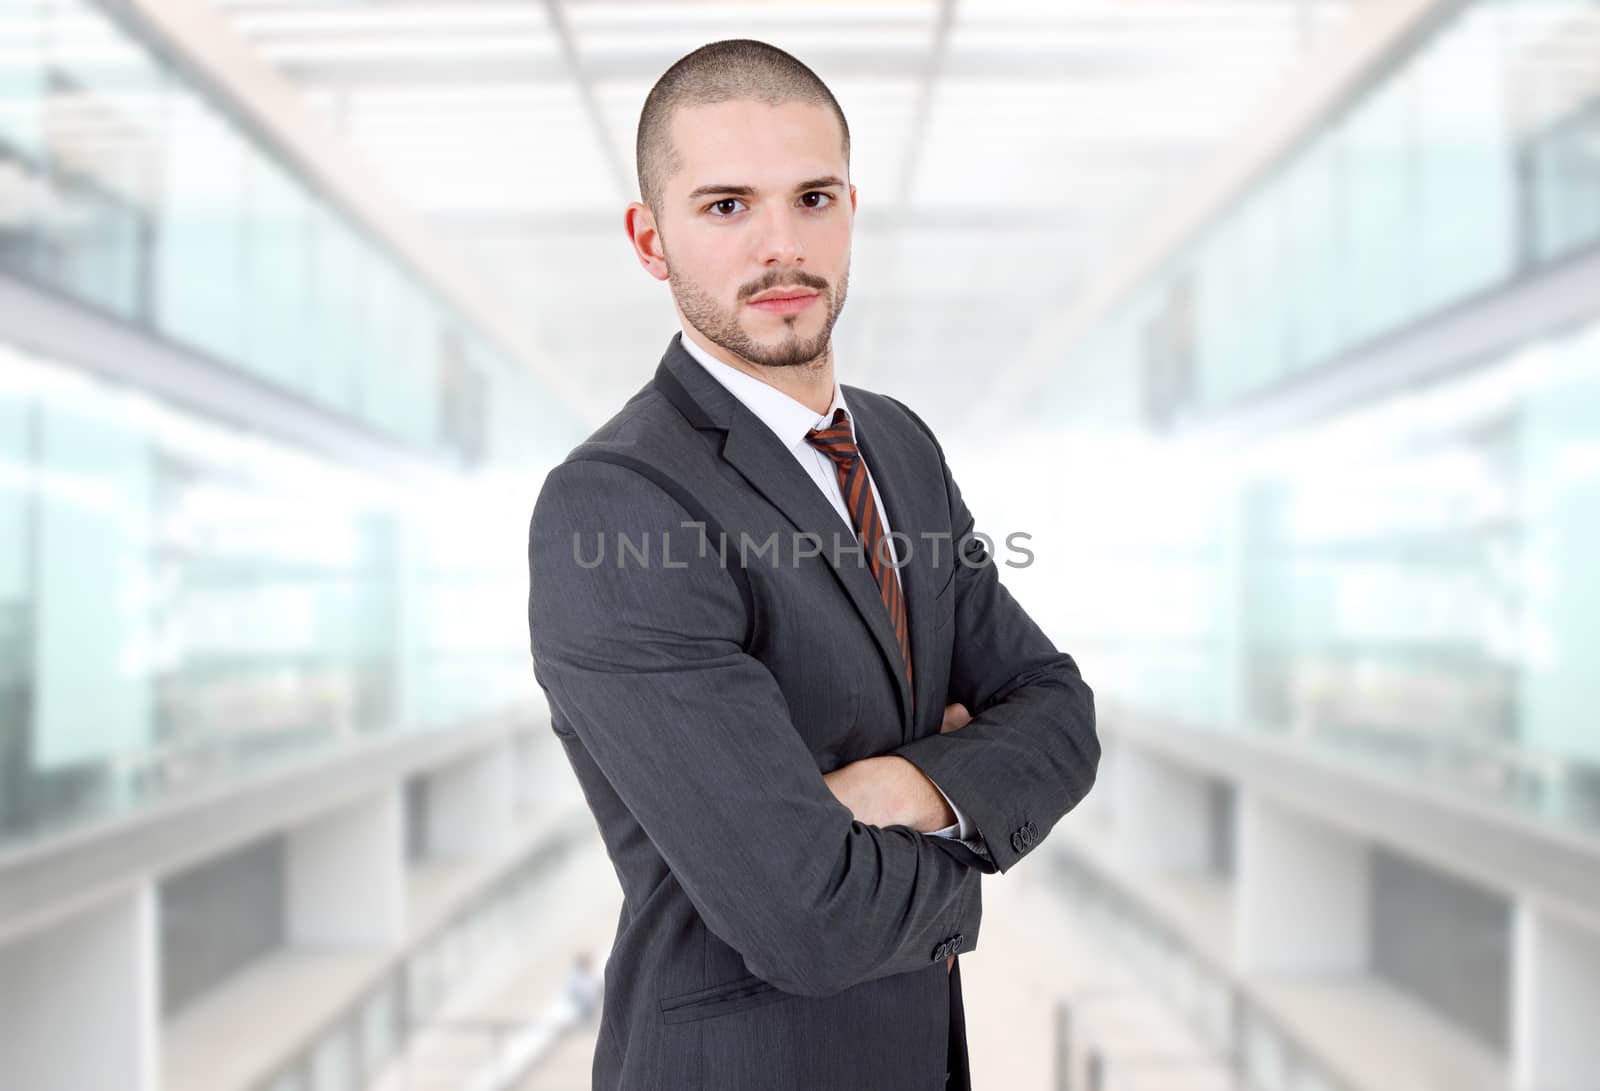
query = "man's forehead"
xmin=673 ymin=97 xmax=831 ymax=124
xmin=669 ymin=100 xmax=841 ymax=158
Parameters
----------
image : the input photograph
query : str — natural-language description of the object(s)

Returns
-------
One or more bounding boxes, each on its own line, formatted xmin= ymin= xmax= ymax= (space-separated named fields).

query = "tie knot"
xmin=804 ymin=407 xmax=859 ymax=465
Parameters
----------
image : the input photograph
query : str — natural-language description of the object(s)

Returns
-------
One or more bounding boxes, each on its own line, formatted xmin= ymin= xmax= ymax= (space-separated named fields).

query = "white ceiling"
xmin=211 ymin=0 xmax=1355 ymax=433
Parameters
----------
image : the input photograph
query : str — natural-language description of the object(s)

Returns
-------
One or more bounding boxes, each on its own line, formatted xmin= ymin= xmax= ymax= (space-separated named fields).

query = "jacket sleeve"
xmin=527 ymin=457 xmax=983 ymax=997
xmin=886 ymin=399 xmax=1100 ymax=875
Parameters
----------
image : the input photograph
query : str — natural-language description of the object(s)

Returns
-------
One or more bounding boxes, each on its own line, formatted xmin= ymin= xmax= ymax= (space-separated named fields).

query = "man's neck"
xmin=682 ymin=326 xmax=835 ymax=416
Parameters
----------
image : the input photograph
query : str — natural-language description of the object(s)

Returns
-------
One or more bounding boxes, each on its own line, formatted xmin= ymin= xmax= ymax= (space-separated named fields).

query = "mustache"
xmin=743 ymin=275 xmax=828 ymax=299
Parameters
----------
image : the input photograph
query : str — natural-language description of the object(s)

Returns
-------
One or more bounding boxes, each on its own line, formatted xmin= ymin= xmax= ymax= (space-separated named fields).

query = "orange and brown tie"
xmin=803 ymin=406 xmax=914 ymax=707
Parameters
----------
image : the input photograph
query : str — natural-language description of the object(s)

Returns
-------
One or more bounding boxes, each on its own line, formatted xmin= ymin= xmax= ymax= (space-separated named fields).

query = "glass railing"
xmin=0 ymin=339 xmax=545 ymax=849
xmin=252 ymin=826 xmax=586 ymax=1091
xmin=1036 ymin=313 xmax=1600 ymax=838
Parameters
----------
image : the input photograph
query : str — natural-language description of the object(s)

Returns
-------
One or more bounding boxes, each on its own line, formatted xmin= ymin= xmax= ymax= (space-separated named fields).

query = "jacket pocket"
xmin=658 ymin=972 xmax=793 ymax=1025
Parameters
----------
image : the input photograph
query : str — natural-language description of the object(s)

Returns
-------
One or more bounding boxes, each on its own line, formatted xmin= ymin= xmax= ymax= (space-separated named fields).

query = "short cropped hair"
xmin=635 ymin=39 xmax=851 ymax=214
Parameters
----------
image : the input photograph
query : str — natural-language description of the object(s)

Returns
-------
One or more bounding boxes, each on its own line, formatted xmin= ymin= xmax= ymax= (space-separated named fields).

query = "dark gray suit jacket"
xmin=526 ymin=331 xmax=1098 ymax=1090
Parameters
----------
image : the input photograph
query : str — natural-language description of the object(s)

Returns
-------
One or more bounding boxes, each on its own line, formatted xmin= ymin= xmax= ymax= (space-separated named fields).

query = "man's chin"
xmin=735 ymin=331 xmax=828 ymax=369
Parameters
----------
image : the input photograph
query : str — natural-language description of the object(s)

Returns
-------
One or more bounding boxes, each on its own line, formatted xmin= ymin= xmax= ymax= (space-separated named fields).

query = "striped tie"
xmin=804 ymin=407 xmax=913 ymax=700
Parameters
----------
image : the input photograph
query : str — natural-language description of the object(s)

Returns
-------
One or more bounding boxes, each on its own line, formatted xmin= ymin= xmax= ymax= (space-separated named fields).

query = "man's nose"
xmin=755 ymin=203 xmax=804 ymax=265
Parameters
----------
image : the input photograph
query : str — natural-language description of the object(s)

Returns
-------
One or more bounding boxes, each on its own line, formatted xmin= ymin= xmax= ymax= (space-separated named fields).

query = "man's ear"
xmin=625 ymin=202 xmax=670 ymax=282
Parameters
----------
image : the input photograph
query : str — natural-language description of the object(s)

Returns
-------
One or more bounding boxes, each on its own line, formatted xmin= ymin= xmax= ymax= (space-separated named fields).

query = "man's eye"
xmin=706 ymin=193 xmax=833 ymax=217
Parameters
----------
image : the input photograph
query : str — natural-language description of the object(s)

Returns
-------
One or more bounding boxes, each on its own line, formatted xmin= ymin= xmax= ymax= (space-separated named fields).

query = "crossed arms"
xmin=819 ymin=700 xmax=976 ymax=833
xmin=526 ymin=434 xmax=1098 ymax=998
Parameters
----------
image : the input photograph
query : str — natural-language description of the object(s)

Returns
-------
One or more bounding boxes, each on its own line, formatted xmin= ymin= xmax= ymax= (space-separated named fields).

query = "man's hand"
xmin=819 ymin=755 xmax=932 ymax=828
xmin=823 ymin=703 xmax=974 ymax=830
xmin=940 ymin=701 xmax=972 ymax=734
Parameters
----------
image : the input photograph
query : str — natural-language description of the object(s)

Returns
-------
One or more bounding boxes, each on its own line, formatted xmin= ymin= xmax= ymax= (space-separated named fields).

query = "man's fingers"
xmin=940 ymin=701 xmax=972 ymax=734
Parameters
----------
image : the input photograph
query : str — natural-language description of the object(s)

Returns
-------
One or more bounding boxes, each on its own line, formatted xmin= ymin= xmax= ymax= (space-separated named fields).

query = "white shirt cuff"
xmin=926 ymin=775 xmax=977 ymax=842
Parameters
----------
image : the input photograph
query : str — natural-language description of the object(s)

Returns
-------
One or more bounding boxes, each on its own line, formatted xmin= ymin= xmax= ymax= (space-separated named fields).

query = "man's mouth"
xmin=748 ymin=291 xmax=819 ymax=315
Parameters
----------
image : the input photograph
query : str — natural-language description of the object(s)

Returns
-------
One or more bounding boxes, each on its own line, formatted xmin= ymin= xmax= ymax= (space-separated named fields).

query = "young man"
xmin=526 ymin=39 xmax=1098 ymax=1091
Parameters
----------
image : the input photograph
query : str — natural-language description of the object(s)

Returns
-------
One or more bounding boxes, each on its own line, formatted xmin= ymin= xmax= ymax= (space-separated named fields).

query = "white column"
xmin=0 ymin=884 xmax=158 ymax=1091
xmin=1512 ymin=901 xmax=1600 ymax=1091
xmin=425 ymin=741 xmax=515 ymax=859
xmin=1234 ymin=791 xmax=1370 ymax=974
xmin=287 ymin=786 xmax=406 ymax=947
xmin=1114 ymin=744 xmax=1212 ymax=873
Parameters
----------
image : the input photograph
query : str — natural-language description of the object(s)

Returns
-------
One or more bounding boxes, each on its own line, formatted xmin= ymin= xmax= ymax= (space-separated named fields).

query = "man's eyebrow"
xmin=686 ymin=176 xmax=847 ymax=202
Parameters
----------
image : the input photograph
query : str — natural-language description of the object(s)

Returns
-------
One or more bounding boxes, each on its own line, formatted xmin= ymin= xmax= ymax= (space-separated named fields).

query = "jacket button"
xmin=932 ymin=941 xmax=948 ymax=962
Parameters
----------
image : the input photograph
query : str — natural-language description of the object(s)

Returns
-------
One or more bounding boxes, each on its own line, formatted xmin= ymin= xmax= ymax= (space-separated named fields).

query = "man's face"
xmin=656 ymin=98 xmax=854 ymax=369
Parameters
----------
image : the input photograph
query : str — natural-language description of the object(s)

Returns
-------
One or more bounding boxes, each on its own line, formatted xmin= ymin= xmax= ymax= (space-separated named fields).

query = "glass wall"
xmin=0 ymin=338 xmax=541 ymax=849
xmin=0 ymin=0 xmax=561 ymax=468
xmin=1040 ymin=0 xmax=1600 ymax=430
xmin=1039 ymin=305 xmax=1600 ymax=837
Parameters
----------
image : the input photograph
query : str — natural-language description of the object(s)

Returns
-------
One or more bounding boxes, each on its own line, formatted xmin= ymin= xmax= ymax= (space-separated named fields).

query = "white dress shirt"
xmin=678 ymin=328 xmax=982 ymax=847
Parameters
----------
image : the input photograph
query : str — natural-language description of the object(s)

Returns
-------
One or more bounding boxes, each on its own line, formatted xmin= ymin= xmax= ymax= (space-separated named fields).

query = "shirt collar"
xmin=677 ymin=327 xmax=854 ymax=449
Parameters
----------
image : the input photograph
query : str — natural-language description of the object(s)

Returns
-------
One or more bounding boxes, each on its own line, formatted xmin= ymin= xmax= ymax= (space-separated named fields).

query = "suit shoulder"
xmin=532 ymin=385 xmax=705 ymax=523
xmin=555 ymin=384 xmax=693 ymax=471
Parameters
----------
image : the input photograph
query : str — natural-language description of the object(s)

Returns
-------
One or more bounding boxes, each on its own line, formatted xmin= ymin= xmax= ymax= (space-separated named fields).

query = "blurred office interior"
xmin=0 ymin=0 xmax=1598 ymax=1088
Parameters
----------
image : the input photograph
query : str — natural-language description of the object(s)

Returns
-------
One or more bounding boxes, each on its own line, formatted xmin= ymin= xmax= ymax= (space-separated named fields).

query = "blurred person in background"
xmin=563 ymin=950 xmax=603 ymax=1024
xmin=527 ymin=38 xmax=1098 ymax=1091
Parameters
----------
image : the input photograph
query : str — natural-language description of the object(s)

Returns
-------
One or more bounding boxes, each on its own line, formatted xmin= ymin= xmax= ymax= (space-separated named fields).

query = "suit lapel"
xmin=652 ymin=332 xmax=918 ymax=743
xmin=851 ymin=395 xmax=938 ymax=747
